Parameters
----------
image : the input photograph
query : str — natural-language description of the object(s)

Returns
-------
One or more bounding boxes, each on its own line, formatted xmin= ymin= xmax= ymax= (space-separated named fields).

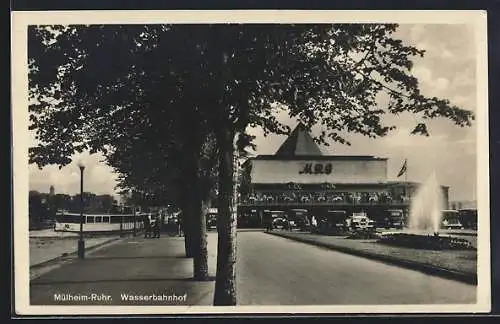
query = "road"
xmin=235 ymin=230 xmax=476 ymax=305
xmin=28 ymin=230 xmax=477 ymax=307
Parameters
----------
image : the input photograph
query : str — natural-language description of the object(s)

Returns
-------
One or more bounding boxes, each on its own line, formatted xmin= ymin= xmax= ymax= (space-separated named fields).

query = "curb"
xmin=30 ymin=237 xmax=123 ymax=270
xmin=445 ymin=232 xmax=477 ymax=237
xmin=30 ymin=229 xmax=143 ymax=240
xmin=267 ymin=231 xmax=477 ymax=285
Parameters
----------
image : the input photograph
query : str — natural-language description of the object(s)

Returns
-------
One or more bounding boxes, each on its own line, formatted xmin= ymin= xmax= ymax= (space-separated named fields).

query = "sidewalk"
xmin=267 ymin=231 xmax=477 ymax=285
xmin=30 ymin=229 xmax=79 ymax=238
xmin=30 ymin=234 xmax=218 ymax=306
xmin=30 ymin=235 xmax=120 ymax=268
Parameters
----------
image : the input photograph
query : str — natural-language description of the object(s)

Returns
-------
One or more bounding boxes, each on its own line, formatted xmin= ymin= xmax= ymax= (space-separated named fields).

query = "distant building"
xmin=49 ymin=185 xmax=55 ymax=196
xmin=451 ymin=200 xmax=477 ymax=210
xmin=237 ymin=123 xmax=450 ymax=227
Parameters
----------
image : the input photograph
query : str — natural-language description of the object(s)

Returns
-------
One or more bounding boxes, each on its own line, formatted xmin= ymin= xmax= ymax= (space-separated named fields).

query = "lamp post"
xmin=233 ymin=135 xmax=240 ymax=228
xmin=132 ymin=190 xmax=137 ymax=237
xmin=77 ymin=160 xmax=85 ymax=259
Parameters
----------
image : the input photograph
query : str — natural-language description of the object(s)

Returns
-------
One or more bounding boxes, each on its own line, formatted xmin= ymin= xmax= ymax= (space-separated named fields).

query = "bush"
xmin=312 ymin=225 xmax=350 ymax=236
xmin=378 ymin=233 xmax=475 ymax=250
xmin=346 ymin=228 xmax=380 ymax=240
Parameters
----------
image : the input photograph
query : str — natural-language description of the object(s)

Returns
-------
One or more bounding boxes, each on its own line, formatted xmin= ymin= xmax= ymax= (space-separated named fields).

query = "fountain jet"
xmin=379 ymin=172 xmax=474 ymax=250
xmin=407 ymin=171 xmax=444 ymax=233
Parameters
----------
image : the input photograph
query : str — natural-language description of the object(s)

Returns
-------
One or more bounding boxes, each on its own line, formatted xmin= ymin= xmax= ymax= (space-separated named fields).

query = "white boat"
xmin=54 ymin=211 xmax=148 ymax=233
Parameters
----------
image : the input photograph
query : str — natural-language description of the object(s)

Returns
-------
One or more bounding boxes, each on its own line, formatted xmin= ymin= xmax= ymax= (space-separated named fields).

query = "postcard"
xmin=11 ymin=9 xmax=490 ymax=315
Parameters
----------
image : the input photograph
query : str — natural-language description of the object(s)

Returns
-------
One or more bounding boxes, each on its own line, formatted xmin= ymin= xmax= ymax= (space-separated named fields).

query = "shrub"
xmin=346 ymin=228 xmax=380 ymax=240
xmin=377 ymin=233 xmax=475 ymax=250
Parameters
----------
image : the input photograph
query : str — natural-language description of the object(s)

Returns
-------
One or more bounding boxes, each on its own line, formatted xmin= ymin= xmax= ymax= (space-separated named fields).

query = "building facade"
xmin=237 ymin=123 xmax=449 ymax=228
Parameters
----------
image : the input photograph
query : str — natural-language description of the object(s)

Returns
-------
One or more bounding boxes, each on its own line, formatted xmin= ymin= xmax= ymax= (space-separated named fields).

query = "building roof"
xmin=260 ymin=122 xmax=386 ymax=161
xmin=275 ymin=122 xmax=323 ymax=157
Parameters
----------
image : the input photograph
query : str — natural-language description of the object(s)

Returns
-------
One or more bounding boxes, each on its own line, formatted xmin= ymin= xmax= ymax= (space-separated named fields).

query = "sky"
xmin=28 ymin=23 xmax=479 ymax=202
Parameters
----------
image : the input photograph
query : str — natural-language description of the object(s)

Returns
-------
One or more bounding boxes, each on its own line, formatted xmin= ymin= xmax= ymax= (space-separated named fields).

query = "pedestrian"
xmin=149 ymin=214 xmax=156 ymax=237
xmin=266 ymin=217 xmax=273 ymax=232
xmin=311 ymin=216 xmax=317 ymax=233
xmin=143 ymin=213 xmax=151 ymax=238
xmin=285 ymin=216 xmax=291 ymax=231
xmin=153 ymin=213 xmax=161 ymax=238
xmin=178 ymin=216 xmax=184 ymax=237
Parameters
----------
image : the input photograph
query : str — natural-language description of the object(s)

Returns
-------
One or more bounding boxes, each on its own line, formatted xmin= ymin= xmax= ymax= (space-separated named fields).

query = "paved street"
xmin=30 ymin=235 xmax=217 ymax=305
xmin=30 ymin=230 xmax=476 ymax=306
xmin=236 ymin=231 xmax=476 ymax=305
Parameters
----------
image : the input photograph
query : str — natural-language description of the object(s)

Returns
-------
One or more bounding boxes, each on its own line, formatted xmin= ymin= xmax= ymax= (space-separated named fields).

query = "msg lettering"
xmin=299 ymin=163 xmax=332 ymax=175
xmin=299 ymin=163 xmax=313 ymax=174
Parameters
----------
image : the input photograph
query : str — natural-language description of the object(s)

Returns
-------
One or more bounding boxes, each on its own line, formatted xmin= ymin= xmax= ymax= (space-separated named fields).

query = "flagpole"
xmin=405 ymin=158 xmax=408 ymax=196
xmin=405 ymin=158 xmax=409 ymax=226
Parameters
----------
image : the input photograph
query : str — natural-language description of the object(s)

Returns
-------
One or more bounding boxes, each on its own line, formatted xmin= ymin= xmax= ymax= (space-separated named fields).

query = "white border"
xmin=12 ymin=10 xmax=490 ymax=315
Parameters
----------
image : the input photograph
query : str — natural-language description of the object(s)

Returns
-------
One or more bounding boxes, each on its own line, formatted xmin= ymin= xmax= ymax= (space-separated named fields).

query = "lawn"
xmin=269 ymin=231 xmax=477 ymax=276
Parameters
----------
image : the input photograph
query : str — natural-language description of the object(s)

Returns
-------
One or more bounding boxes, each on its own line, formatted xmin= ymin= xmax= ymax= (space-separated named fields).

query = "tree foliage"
xmin=28 ymin=23 xmax=474 ymax=305
xmin=29 ymin=24 xmax=473 ymax=169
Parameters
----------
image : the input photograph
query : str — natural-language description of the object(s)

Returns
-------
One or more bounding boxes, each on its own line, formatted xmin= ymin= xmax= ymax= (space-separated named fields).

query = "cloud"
xmin=410 ymin=25 xmax=426 ymax=41
xmin=435 ymin=77 xmax=450 ymax=91
xmin=396 ymin=24 xmax=476 ymax=109
xmin=412 ymin=66 xmax=451 ymax=94
xmin=380 ymin=128 xmax=449 ymax=149
xmin=412 ymin=66 xmax=432 ymax=83
xmin=399 ymin=24 xmax=476 ymax=62
xmin=27 ymin=23 xmax=479 ymax=202
xmin=29 ymin=152 xmax=119 ymax=197
xmin=441 ymin=49 xmax=454 ymax=59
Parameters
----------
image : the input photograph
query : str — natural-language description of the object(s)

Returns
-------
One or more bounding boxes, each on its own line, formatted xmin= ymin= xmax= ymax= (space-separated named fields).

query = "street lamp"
xmin=77 ymin=160 xmax=85 ymax=259
xmin=233 ymin=135 xmax=240 ymax=226
xmin=132 ymin=190 xmax=137 ymax=237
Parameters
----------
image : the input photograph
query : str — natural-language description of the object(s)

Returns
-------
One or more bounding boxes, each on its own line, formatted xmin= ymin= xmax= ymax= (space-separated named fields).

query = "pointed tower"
xmin=275 ymin=122 xmax=323 ymax=157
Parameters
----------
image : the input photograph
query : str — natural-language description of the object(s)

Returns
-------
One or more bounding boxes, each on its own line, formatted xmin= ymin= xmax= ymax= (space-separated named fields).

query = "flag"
xmin=397 ymin=159 xmax=407 ymax=178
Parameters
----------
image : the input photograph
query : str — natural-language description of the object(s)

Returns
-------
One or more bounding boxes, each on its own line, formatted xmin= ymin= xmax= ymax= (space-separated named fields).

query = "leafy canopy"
xmin=29 ymin=24 xmax=473 ymax=170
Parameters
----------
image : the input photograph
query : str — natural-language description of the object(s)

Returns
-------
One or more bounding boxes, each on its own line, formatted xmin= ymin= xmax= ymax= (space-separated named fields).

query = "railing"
xmin=238 ymin=199 xmax=411 ymax=207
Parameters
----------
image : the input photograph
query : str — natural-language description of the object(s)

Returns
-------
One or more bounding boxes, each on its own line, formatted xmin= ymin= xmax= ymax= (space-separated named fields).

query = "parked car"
xmin=442 ymin=218 xmax=464 ymax=229
xmin=458 ymin=208 xmax=477 ymax=230
xmin=206 ymin=208 xmax=218 ymax=230
xmin=264 ymin=210 xmax=287 ymax=231
xmin=345 ymin=212 xmax=376 ymax=231
xmin=442 ymin=210 xmax=464 ymax=229
xmin=387 ymin=209 xmax=405 ymax=229
xmin=272 ymin=217 xmax=290 ymax=230
xmin=288 ymin=209 xmax=310 ymax=231
xmin=296 ymin=217 xmax=311 ymax=231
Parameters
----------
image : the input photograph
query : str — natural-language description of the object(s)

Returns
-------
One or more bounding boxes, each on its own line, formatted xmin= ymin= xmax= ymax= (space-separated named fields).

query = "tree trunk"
xmin=181 ymin=206 xmax=195 ymax=258
xmin=191 ymin=188 xmax=209 ymax=281
xmin=213 ymin=129 xmax=237 ymax=306
xmin=180 ymin=149 xmax=210 ymax=279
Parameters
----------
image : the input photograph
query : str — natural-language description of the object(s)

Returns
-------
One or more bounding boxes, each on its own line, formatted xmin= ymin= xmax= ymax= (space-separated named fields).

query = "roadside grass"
xmin=269 ymin=231 xmax=477 ymax=275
